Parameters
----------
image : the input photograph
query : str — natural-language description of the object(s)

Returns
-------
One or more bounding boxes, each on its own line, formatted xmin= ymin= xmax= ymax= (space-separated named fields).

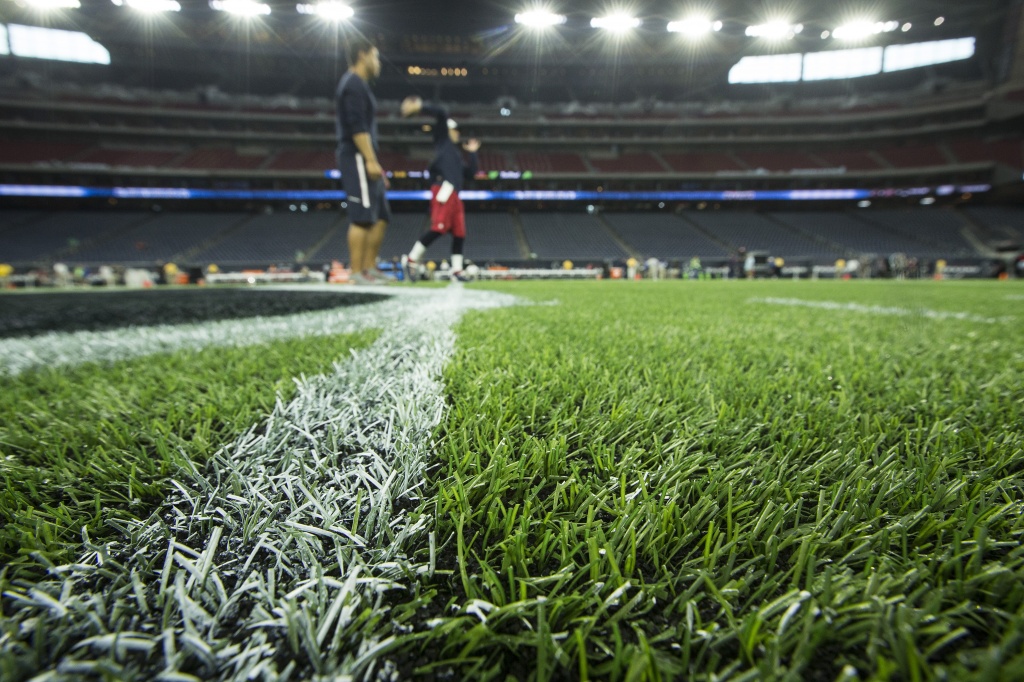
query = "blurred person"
xmin=336 ymin=37 xmax=389 ymax=285
xmin=52 ymin=262 xmax=71 ymax=287
xmin=688 ymin=255 xmax=702 ymax=280
xmin=399 ymin=96 xmax=480 ymax=283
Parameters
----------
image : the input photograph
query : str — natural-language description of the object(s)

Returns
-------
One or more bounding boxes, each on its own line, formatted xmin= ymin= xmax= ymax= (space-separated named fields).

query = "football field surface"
xmin=1 ymin=280 xmax=1022 ymax=681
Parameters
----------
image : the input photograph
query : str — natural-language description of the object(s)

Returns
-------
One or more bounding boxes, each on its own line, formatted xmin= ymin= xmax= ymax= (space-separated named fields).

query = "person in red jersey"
xmin=399 ymin=96 xmax=480 ymax=282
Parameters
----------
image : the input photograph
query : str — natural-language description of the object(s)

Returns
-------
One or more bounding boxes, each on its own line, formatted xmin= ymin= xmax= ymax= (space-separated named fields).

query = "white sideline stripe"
xmin=750 ymin=297 xmax=1015 ymax=324
xmin=1 ymin=285 xmax=437 ymax=377
xmin=0 ymin=285 xmax=517 ymax=680
xmin=355 ymin=152 xmax=370 ymax=208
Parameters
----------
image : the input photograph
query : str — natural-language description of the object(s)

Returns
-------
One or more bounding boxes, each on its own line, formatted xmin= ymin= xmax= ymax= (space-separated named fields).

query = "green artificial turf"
xmin=397 ymin=280 xmax=1024 ymax=681
xmin=2 ymin=280 xmax=1022 ymax=681
xmin=0 ymin=329 xmax=379 ymax=577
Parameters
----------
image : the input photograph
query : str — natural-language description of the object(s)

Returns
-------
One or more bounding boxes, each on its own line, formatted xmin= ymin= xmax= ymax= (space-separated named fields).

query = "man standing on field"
xmin=399 ymin=96 xmax=480 ymax=282
xmin=336 ymin=37 xmax=389 ymax=285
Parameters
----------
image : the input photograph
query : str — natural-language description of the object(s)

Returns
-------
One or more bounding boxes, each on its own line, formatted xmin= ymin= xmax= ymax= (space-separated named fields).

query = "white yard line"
xmin=750 ymin=296 xmax=1015 ymax=325
xmin=1 ymin=285 xmax=517 ymax=681
xmin=0 ymin=285 xmax=439 ymax=377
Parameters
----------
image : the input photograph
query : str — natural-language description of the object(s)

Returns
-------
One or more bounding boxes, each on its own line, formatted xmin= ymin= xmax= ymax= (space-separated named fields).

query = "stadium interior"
xmin=1 ymin=0 xmax=1023 ymax=277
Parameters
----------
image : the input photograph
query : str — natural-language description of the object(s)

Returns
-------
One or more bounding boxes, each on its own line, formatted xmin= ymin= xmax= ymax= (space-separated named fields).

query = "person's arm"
xmin=402 ymin=96 xmax=448 ymax=144
xmin=462 ymin=138 xmax=480 ymax=180
xmin=421 ymin=103 xmax=449 ymax=144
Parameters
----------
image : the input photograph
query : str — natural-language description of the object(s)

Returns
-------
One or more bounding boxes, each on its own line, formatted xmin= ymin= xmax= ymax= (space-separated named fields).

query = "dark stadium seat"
xmin=589 ymin=153 xmax=663 ymax=174
xmin=72 ymin=212 xmax=245 ymax=264
xmin=74 ymin=147 xmax=179 ymax=168
xmin=0 ymin=140 xmax=89 ymax=165
xmin=307 ymin=213 xmax=441 ymax=265
xmin=737 ymin=152 xmax=824 ymax=172
xmin=771 ymin=211 xmax=939 ymax=257
xmin=516 ymin=152 xmax=587 ymax=173
xmin=948 ymin=137 xmax=1023 ymax=169
xmin=171 ymin=148 xmax=268 ymax=170
xmin=965 ymin=207 xmax=1024 ymax=241
xmin=857 ymin=209 xmax=977 ymax=256
xmin=0 ymin=211 xmax=152 ymax=263
xmin=265 ymin=149 xmax=336 ymax=171
xmin=191 ymin=212 xmax=341 ymax=265
xmin=600 ymin=213 xmax=731 ymax=259
xmin=661 ymin=153 xmax=744 ymax=173
xmin=814 ymin=150 xmax=885 ymax=172
xmin=458 ymin=213 xmax=523 ymax=261
xmin=876 ymin=144 xmax=948 ymax=169
xmin=519 ymin=213 xmax=627 ymax=260
xmin=685 ymin=213 xmax=836 ymax=259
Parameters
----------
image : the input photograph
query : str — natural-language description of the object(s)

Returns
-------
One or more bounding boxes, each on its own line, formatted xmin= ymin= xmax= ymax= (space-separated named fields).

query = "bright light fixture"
xmin=514 ymin=10 xmax=566 ymax=27
xmin=883 ymin=37 xmax=975 ymax=72
xmin=667 ymin=17 xmax=722 ymax=36
xmin=8 ymin=23 xmax=110 ymax=63
xmin=729 ymin=53 xmax=803 ymax=83
xmin=934 ymin=17 xmax=945 ymax=26
xmin=902 ymin=23 xmax=912 ymax=32
xmin=591 ymin=13 xmax=642 ymax=31
xmin=803 ymin=46 xmax=883 ymax=80
xmin=111 ymin=0 xmax=181 ymax=12
xmin=745 ymin=21 xmax=803 ymax=39
xmin=832 ymin=20 xmax=899 ymax=41
xmin=210 ymin=0 xmax=270 ymax=15
xmin=23 ymin=0 xmax=81 ymax=9
xmin=296 ymin=1 xmax=353 ymax=21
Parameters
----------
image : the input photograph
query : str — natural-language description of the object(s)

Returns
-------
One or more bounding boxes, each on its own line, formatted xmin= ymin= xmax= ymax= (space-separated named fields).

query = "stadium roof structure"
xmin=0 ymin=0 xmax=1016 ymax=104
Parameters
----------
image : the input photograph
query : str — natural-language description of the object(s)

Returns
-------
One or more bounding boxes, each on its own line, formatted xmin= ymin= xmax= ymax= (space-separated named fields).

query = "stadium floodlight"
xmin=745 ymin=21 xmax=803 ymax=39
xmin=111 ymin=0 xmax=182 ymax=12
xmin=728 ymin=53 xmax=803 ymax=83
xmin=902 ymin=23 xmax=912 ymax=32
xmin=832 ymin=20 xmax=899 ymax=41
xmin=883 ymin=37 xmax=975 ymax=72
xmin=591 ymin=13 xmax=642 ymax=32
xmin=296 ymin=1 xmax=353 ymax=21
xmin=803 ymin=46 xmax=883 ymax=80
xmin=23 ymin=0 xmax=81 ymax=9
xmin=514 ymin=10 xmax=566 ymax=28
xmin=667 ymin=17 xmax=723 ymax=36
xmin=8 ymin=23 xmax=110 ymax=63
xmin=210 ymin=0 xmax=271 ymax=16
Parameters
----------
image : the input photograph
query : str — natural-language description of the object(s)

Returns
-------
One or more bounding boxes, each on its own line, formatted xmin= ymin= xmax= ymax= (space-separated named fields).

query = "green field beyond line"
xmin=1 ymin=280 xmax=1022 ymax=681
xmin=410 ymin=281 xmax=1023 ymax=680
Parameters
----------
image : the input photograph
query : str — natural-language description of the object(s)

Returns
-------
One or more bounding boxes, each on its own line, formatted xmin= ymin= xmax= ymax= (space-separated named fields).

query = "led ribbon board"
xmin=0 ymin=185 xmax=992 ymax=201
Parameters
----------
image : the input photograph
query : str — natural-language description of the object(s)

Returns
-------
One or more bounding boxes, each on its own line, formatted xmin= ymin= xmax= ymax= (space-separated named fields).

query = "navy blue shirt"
xmin=422 ymin=104 xmax=479 ymax=191
xmin=335 ymin=72 xmax=378 ymax=157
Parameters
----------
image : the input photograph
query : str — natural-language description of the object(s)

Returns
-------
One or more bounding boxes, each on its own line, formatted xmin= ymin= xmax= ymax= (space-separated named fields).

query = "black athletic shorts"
xmin=338 ymin=151 xmax=391 ymax=226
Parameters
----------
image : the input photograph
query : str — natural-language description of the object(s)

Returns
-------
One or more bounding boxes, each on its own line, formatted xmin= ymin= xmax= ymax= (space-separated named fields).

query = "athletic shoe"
xmin=450 ymin=270 xmax=469 ymax=283
xmin=402 ymin=255 xmax=419 ymax=283
xmin=365 ymin=270 xmax=396 ymax=285
xmin=351 ymin=272 xmax=372 ymax=286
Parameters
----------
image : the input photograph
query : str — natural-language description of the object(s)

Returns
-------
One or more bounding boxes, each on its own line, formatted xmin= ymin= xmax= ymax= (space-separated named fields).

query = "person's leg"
xmin=451 ymin=236 xmax=465 ymax=275
xmin=409 ymin=230 xmax=441 ymax=262
xmin=348 ymin=224 xmax=369 ymax=273
xmin=449 ymin=196 xmax=467 ymax=278
xmin=366 ymin=219 xmax=387 ymax=273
